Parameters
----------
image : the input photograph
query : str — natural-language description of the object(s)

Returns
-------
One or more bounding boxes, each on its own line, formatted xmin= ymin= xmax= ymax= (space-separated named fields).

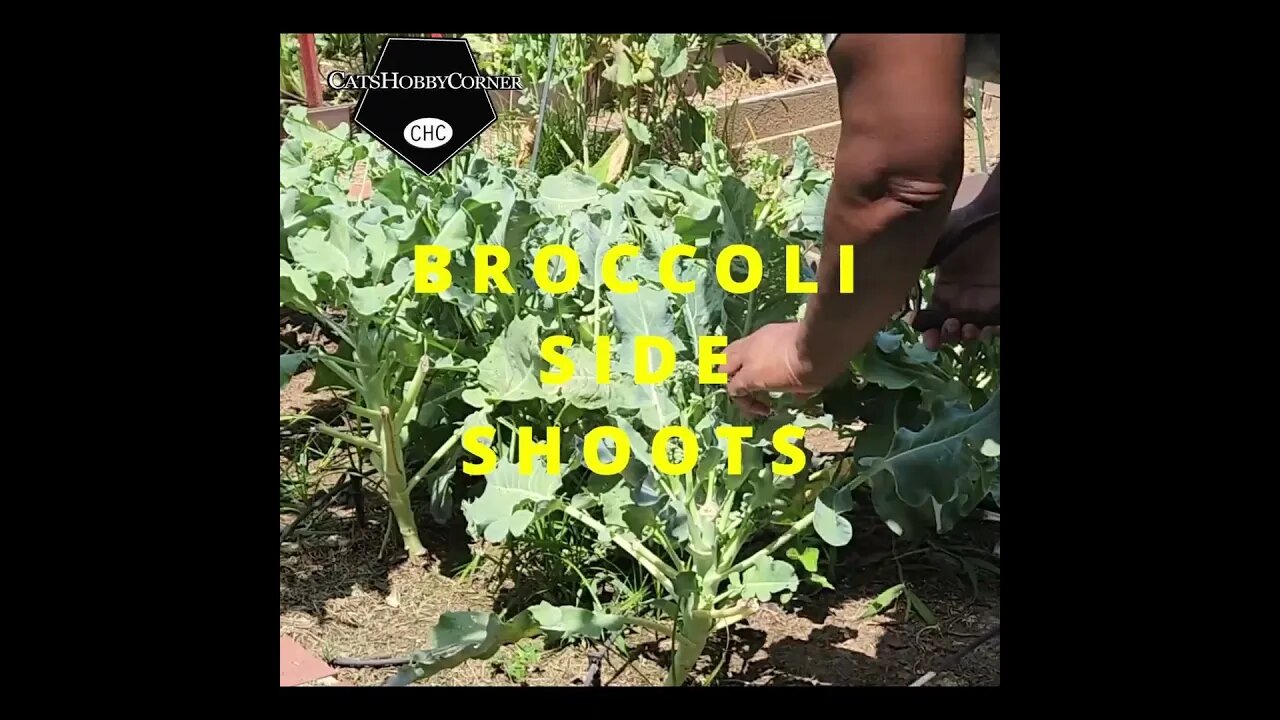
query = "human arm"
xmin=801 ymin=33 xmax=967 ymax=378
xmin=722 ymin=34 xmax=967 ymax=415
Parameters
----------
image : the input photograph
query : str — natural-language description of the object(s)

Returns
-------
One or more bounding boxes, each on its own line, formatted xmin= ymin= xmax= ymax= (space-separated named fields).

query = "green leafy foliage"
xmin=279 ymin=352 xmax=306 ymax=388
xmin=905 ymin=587 xmax=938 ymax=626
xmin=731 ymin=558 xmax=799 ymax=601
xmin=492 ymin=640 xmax=542 ymax=683
xmin=475 ymin=316 xmax=547 ymax=404
xmin=814 ymin=485 xmax=855 ymax=546
xmin=462 ymin=458 xmax=561 ymax=543
xmin=386 ymin=609 xmax=542 ymax=686
xmin=857 ymin=366 xmax=1001 ymax=540
xmin=388 ymin=602 xmax=627 ymax=686
xmin=857 ymin=583 xmax=906 ymax=619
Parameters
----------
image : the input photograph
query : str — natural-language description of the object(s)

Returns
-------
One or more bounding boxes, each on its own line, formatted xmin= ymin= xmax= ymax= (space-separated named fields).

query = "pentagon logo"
xmin=330 ymin=38 xmax=524 ymax=176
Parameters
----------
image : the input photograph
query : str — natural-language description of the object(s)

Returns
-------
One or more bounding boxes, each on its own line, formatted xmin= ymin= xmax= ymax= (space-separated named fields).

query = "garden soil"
xmin=279 ymin=481 xmax=1000 ymax=687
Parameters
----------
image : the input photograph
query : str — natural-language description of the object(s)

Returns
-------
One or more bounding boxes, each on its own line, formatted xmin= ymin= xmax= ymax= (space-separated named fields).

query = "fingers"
xmin=720 ymin=330 xmax=821 ymax=418
xmin=717 ymin=343 xmax=745 ymax=378
xmin=923 ymin=319 xmax=999 ymax=351
xmin=725 ymin=356 xmax=752 ymax=398
xmin=731 ymin=392 xmax=772 ymax=418
xmin=922 ymin=318 xmax=961 ymax=351
xmin=941 ymin=318 xmax=962 ymax=345
xmin=723 ymin=342 xmax=769 ymax=417
xmin=727 ymin=364 xmax=770 ymax=417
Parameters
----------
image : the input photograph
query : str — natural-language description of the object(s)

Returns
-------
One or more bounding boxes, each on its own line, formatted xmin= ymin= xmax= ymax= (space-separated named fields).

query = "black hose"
xmin=329 ymin=655 xmax=410 ymax=668
xmin=909 ymin=623 xmax=1000 ymax=686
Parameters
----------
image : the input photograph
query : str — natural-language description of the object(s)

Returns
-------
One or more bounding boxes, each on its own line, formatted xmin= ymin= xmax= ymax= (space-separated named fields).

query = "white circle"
xmin=403 ymin=118 xmax=453 ymax=149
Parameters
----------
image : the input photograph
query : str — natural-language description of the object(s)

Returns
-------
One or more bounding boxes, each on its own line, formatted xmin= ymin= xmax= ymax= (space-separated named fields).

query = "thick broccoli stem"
xmin=379 ymin=406 xmax=426 ymax=557
xmin=667 ymin=610 xmax=714 ymax=686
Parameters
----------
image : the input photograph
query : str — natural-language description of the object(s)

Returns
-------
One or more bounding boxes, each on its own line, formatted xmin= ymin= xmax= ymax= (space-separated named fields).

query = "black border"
xmin=138 ymin=28 xmax=1142 ymax=696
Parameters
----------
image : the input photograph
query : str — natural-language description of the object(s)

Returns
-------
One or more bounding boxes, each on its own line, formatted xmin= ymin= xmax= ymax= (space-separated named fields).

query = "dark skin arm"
xmin=721 ymin=34 xmax=967 ymax=416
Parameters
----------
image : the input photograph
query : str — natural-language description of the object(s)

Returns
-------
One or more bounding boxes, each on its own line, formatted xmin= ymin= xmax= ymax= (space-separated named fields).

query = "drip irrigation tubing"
xmin=908 ymin=623 xmax=1000 ymax=686
xmin=329 ymin=655 xmax=409 ymax=668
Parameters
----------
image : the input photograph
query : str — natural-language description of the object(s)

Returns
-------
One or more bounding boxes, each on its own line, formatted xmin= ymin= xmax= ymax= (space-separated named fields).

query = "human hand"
xmin=916 ymin=208 xmax=1000 ymax=351
xmin=719 ymin=322 xmax=831 ymax=418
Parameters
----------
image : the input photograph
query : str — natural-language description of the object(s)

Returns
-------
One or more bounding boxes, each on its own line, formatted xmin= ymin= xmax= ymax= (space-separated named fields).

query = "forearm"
xmin=796 ymin=34 xmax=966 ymax=380
xmin=802 ymin=196 xmax=947 ymax=367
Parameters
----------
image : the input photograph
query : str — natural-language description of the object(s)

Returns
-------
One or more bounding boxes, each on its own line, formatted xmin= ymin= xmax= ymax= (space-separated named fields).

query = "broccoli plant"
xmin=280 ymin=111 xmax=493 ymax=556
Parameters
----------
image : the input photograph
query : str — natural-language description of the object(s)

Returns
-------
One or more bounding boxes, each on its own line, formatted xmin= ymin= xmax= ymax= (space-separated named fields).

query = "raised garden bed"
xmin=488 ymin=40 xmax=777 ymax=113
xmin=717 ymin=78 xmax=840 ymax=162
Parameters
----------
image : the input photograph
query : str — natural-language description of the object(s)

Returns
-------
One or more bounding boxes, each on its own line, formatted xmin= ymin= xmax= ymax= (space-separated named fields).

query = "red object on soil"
xmin=280 ymin=635 xmax=336 ymax=686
